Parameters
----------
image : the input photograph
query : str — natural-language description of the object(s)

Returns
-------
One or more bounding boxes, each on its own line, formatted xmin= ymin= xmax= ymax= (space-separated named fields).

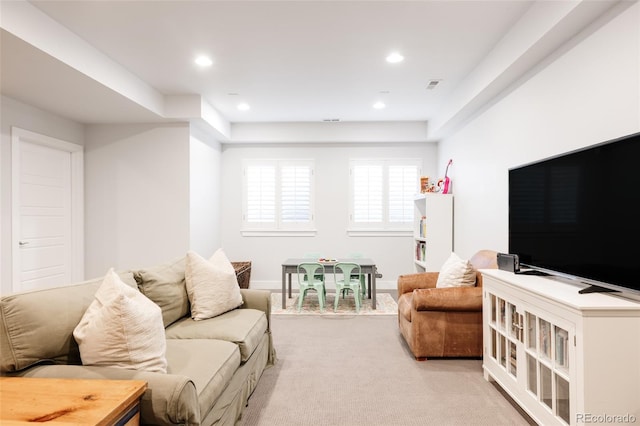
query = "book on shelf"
xmin=415 ymin=241 xmax=424 ymax=261
xmin=526 ymin=313 xmax=537 ymax=349
xmin=555 ymin=328 xmax=569 ymax=368
xmin=539 ymin=320 xmax=551 ymax=357
xmin=418 ymin=216 xmax=427 ymax=238
xmin=510 ymin=344 xmax=518 ymax=374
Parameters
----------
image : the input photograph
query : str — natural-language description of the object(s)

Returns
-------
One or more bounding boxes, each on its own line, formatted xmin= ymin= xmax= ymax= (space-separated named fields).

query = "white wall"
xmin=220 ymin=142 xmax=438 ymax=289
xmin=0 ymin=96 xmax=85 ymax=294
xmin=4 ymin=2 xmax=637 ymax=293
xmin=438 ymin=2 xmax=640 ymax=260
xmin=189 ymin=122 xmax=223 ymax=256
xmin=84 ymin=123 xmax=191 ymax=278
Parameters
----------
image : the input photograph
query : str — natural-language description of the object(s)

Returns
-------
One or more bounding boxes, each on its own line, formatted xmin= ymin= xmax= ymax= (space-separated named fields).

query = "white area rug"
xmin=271 ymin=292 xmax=397 ymax=316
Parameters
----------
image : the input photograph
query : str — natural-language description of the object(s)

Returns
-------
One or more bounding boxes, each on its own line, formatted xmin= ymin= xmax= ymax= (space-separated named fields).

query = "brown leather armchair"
xmin=397 ymin=250 xmax=498 ymax=360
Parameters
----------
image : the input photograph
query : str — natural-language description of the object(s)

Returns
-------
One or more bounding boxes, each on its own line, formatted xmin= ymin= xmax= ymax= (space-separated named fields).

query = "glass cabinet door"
xmin=554 ymin=326 xmax=569 ymax=370
xmin=524 ymin=310 xmax=573 ymax=425
xmin=526 ymin=312 xmax=537 ymax=351
xmin=539 ymin=319 xmax=551 ymax=359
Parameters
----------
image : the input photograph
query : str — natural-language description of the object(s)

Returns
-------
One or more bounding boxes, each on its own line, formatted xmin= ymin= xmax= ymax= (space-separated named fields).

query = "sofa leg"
xmin=415 ymin=356 xmax=428 ymax=361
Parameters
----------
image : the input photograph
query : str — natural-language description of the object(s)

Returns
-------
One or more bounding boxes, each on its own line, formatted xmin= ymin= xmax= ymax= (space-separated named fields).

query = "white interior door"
xmin=11 ymin=127 xmax=84 ymax=292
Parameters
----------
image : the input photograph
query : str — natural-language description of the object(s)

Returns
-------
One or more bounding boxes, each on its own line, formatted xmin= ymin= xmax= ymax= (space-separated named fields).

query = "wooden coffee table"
xmin=0 ymin=377 xmax=147 ymax=425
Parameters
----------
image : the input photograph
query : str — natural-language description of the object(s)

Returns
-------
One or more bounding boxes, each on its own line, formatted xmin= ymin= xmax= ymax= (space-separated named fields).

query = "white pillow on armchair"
xmin=435 ymin=252 xmax=476 ymax=288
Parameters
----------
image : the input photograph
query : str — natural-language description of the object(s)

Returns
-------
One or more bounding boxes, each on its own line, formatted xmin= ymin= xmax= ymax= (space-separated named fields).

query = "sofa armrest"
xmin=239 ymin=289 xmax=277 ymax=365
xmin=397 ymin=272 xmax=439 ymax=295
xmin=240 ymin=289 xmax=271 ymax=323
xmin=412 ymin=286 xmax=483 ymax=312
xmin=11 ymin=364 xmax=199 ymax=426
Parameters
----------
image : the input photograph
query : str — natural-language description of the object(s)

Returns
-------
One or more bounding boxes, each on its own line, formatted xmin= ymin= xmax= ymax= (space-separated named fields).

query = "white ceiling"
xmin=0 ymin=0 xmax=624 ymax=132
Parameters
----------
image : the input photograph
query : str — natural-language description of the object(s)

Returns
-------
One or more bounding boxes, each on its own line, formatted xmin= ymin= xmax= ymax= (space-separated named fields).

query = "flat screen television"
xmin=509 ymin=131 xmax=640 ymax=300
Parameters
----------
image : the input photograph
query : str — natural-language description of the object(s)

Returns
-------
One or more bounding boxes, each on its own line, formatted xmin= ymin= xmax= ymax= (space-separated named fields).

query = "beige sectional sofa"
xmin=0 ymin=257 xmax=276 ymax=425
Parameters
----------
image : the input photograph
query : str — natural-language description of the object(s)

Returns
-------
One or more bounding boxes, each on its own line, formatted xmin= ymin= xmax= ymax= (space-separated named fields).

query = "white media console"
xmin=481 ymin=269 xmax=640 ymax=426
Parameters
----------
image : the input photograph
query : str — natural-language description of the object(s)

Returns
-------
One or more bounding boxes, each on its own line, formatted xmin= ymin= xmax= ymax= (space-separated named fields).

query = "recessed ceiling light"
xmin=237 ymin=103 xmax=250 ymax=111
xmin=194 ymin=55 xmax=213 ymax=67
xmin=373 ymin=101 xmax=386 ymax=110
xmin=386 ymin=52 xmax=404 ymax=63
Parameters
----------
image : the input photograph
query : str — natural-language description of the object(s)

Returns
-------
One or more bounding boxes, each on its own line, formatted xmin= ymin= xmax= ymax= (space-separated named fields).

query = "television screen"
xmin=509 ymin=131 xmax=640 ymax=296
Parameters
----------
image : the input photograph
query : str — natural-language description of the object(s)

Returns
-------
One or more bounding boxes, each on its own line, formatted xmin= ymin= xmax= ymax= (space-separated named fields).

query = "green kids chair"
xmin=333 ymin=262 xmax=362 ymax=313
xmin=296 ymin=262 xmax=327 ymax=312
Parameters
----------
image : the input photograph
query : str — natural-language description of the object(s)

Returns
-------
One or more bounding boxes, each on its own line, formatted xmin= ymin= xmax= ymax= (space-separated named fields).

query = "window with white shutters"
xmin=352 ymin=163 xmax=383 ymax=223
xmin=246 ymin=165 xmax=275 ymax=223
xmin=349 ymin=159 xmax=420 ymax=234
xmin=388 ymin=164 xmax=419 ymax=223
xmin=281 ymin=165 xmax=311 ymax=223
xmin=243 ymin=160 xmax=315 ymax=235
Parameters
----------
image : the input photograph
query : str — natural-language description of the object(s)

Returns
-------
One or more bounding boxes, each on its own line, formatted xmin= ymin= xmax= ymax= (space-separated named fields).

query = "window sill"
xmin=346 ymin=229 xmax=413 ymax=237
xmin=241 ymin=229 xmax=317 ymax=237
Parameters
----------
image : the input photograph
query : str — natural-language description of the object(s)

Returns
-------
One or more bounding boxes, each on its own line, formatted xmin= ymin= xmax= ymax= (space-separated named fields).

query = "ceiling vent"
xmin=426 ymin=79 xmax=442 ymax=90
xmin=322 ymin=118 xmax=341 ymax=122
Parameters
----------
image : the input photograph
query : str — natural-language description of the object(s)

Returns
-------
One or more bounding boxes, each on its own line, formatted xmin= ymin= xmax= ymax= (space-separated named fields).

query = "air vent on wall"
xmin=426 ymin=79 xmax=442 ymax=90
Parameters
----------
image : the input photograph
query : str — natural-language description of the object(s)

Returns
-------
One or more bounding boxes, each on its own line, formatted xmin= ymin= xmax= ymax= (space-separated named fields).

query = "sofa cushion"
xmin=73 ymin=268 xmax=168 ymax=373
xmin=0 ymin=272 xmax=137 ymax=373
xmin=436 ymin=252 xmax=476 ymax=288
xmin=135 ymin=256 xmax=190 ymax=327
xmin=165 ymin=338 xmax=241 ymax=421
xmin=185 ymin=250 xmax=243 ymax=321
xmin=165 ymin=308 xmax=267 ymax=363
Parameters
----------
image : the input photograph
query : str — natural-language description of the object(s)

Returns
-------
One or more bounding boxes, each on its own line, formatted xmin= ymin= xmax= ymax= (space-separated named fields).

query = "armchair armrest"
xmin=412 ymin=286 xmax=483 ymax=312
xmin=397 ymin=272 xmax=438 ymax=295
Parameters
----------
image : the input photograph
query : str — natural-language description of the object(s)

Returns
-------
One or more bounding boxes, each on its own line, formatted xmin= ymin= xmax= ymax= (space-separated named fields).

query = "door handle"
xmin=19 ymin=241 xmax=29 ymax=246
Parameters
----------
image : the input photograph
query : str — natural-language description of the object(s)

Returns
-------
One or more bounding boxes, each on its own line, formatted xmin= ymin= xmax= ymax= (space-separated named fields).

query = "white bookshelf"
xmin=413 ymin=194 xmax=453 ymax=271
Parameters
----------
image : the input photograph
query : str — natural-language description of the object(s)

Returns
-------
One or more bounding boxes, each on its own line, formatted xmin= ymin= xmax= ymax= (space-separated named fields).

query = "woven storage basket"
xmin=232 ymin=261 xmax=252 ymax=289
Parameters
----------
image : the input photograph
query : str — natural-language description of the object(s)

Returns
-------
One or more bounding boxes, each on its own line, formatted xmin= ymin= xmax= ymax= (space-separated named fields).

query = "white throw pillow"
xmin=435 ymin=252 xmax=477 ymax=288
xmin=73 ymin=268 xmax=168 ymax=373
xmin=185 ymin=249 xmax=243 ymax=321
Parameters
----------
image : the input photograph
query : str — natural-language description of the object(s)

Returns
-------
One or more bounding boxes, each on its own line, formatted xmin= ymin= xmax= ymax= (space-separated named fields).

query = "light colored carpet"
xmin=271 ymin=292 xmax=398 ymax=316
xmin=240 ymin=315 xmax=534 ymax=426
